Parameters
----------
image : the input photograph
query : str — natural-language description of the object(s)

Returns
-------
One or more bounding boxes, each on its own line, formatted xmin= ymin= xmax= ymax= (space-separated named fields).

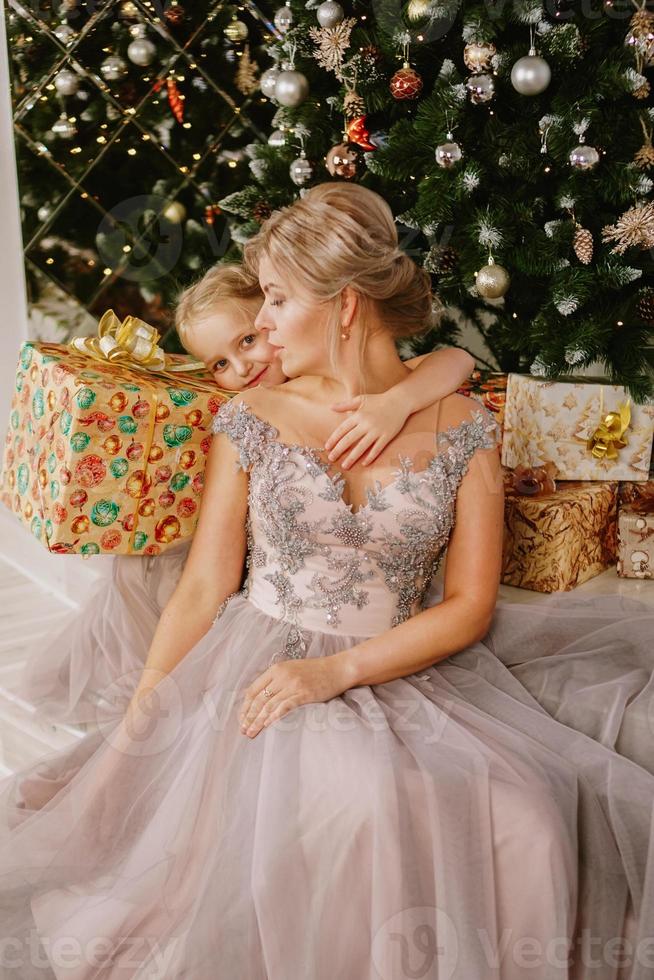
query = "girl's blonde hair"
xmin=174 ymin=262 xmax=262 ymax=349
xmin=243 ymin=182 xmax=434 ymax=376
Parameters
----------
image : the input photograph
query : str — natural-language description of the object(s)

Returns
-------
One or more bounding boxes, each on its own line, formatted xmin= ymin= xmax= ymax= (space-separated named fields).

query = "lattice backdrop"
xmin=6 ymin=0 xmax=275 ymax=346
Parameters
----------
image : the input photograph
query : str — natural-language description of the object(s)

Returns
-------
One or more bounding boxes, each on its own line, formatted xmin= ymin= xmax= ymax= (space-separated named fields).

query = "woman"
xmin=16 ymin=261 xmax=474 ymax=729
xmin=0 ymin=182 xmax=652 ymax=980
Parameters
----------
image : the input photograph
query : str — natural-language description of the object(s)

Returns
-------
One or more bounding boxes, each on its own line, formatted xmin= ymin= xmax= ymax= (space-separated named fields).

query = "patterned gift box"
xmin=456 ymin=369 xmax=507 ymax=441
xmin=0 ymin=339 xmax=231 ymax=556
xmin=501 ymin=472 xmax=618 ymax=592
xmin=618 ymin=478 xmax=654 ymax=512
xmin=617 ymin=505 xmax=654 ymax=579
xmin=501 ymin=373 xmax=654 ymax=481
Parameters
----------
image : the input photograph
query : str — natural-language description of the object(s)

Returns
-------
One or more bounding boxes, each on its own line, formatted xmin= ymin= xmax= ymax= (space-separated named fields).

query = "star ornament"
xmin=601 ymin=201 xmax=654 ymax=254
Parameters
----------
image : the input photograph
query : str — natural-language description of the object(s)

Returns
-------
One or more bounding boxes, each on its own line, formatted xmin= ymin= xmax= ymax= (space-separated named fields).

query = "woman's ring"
xmin=262 ymin=687 xmax=273 ymax=699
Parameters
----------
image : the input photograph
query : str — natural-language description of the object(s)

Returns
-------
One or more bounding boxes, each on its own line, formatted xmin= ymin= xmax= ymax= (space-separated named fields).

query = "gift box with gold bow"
xmin=501 ymin=466 xmax=618 ymax=592
xmin=455 ymin=369 xmax=508 ymax=443
xmin=501 ymin=374 xmax=654 ymax=482
xmin=0 ymin=312 xmax=234 ymax=556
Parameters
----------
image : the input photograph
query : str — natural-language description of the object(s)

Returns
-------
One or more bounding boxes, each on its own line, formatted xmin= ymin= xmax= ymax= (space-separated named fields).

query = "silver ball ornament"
xmin=274 ymin=4 xmax=294 ymax=33
xmin=260 ymin=66 xmax=280 ymax=99
xmin=317 ymin=1 xmax=344 ymax=27
xmin=275 ymin=69 xmax=309 ymax=107
xmin=127 ymin=36 xmax=156 ymax=67
xmin=53 ymin=69 xmax=80 ymax=96
xmin=53 ymin=23 xmax=76 ymax=44
xmin=37 ymin=204 xmax=52 ymax=222
xmin=466 ymin=72 xmax=495 ymax=104
xmin=289 ymin=151 xmax=314 ymax=187
xmin=435 ymin=133 xmax=462 ymax=169
xmin=569 ymin=143 xmax=600 ymax=171
xmin=51 ymin=113 xmax=77 ymax=139
xmin=510 ymin=50 xmax=551 ymax=96
xmin=268 ymin=129 xmax=287 ymax=148
xmin=100 ymin=55 xmax=128 ymax=81
xmin=475 ymin=258 xmax=510 ymax=298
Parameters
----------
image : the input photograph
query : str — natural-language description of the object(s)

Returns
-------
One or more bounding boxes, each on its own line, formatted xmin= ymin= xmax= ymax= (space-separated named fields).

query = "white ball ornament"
xmin=317 ymin=1 xmax=344 ymax=27
xmin=510 ymin=48 xmax=551 ymax=95
xmin=275 ymin=69 xmax=309 ymax=107
xmin=435 ymin=132 xmax=462 ymax=169
xmin=100 ymin=55 xmax=128 ymax=81
xmin=260 ymin=66 xmax=281 ymax=99
xmin=466 ymin=72 xmax=495 ymax=104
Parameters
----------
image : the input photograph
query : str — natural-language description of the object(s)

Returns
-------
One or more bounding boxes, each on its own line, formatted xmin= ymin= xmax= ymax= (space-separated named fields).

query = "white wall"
xmin=0 ymin=10 xmax=112 ymax=605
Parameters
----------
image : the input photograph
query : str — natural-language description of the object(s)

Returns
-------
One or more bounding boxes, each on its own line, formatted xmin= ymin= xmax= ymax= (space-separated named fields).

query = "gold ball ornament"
xmin=325 ymin=142 xmax=361 ymax=179
xmin=463 ymin=40 xmax=497 ymax=73
xmin=119 ymin=1 xmax=139 ymax=18
xmin=475 ymin=258 xmax=510 ymax=298
xmin=162 ymin=201 xmax=187 ymax=224
xmin=224 ymin=19 xmax=248 ymax=42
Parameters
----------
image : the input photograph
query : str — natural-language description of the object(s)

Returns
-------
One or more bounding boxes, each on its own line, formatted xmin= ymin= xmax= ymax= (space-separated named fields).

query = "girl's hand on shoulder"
xmin=324 ymin=391 xmax=411 ymax=468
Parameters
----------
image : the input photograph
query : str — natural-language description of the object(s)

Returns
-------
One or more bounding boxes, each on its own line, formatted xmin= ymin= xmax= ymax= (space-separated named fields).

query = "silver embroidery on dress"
xmin=212 ymin=398 xmax=500 ymax=660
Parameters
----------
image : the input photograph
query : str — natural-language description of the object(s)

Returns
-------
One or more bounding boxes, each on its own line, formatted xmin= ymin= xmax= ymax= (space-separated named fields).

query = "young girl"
xmin=17 ymin=261 xmax=475 ymax=727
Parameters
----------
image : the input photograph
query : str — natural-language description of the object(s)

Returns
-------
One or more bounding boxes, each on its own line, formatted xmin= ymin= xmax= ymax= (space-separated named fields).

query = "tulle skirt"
xmin=2 ymin=545 xmax=654 ymax=978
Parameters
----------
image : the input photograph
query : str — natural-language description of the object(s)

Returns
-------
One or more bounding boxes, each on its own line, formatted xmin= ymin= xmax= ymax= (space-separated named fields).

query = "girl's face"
xmin=254 ymin=254 xmax=332 ymax=379
xmin=186 ymin=298 xmax=287 ymax=391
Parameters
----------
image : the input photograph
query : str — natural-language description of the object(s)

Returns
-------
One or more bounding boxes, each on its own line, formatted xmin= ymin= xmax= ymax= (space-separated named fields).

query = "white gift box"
xmin=501 ymin=374 xmax=654 ymax=482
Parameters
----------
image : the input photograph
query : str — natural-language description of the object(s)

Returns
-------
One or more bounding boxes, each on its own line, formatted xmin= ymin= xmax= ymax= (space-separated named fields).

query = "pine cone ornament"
xmin=637 ymin=287 xmax=654 ymax=324
xmin=634 ymin=136 xmax=654 ymax=170
xmin=424 ymin=244 xmax=458 ymax=275
xmin=633 ymin=78 xmax=651 ymax=100
xmin=253 ymin=200 xmax=273 ymax=223
xmin=573 ymin=224 xmax=593 ymax=264
xmin=343 ymin=89 xmax=365 ymax=119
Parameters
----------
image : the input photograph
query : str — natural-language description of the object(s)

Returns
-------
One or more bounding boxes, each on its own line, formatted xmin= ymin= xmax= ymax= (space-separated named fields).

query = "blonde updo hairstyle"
xmin=243 ymin=182 xmax=434 ymax=382
xmin=174 ymin=261 xmax=262 ymax=352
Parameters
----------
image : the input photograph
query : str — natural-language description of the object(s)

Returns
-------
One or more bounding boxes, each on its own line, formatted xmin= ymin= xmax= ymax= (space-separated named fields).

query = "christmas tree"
xmin=6 ymin=0 xmax=274 ymax=339
xmin=219 ymin=0 xmax=654 ymax=399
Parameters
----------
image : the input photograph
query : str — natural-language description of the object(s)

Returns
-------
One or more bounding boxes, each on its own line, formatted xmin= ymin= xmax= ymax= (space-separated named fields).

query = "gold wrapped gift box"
xmin=0 ymin=340 xmax=231 ymax=556
xmin=501 ymin=474 xmax=618 ymax=592
xmin=501 ymin=373 xmax=654 ymax=482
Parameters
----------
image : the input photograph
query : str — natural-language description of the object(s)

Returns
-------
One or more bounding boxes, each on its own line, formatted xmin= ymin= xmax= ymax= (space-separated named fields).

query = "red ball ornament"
xmin=389 ymin=62 xmax=423 ymax=100
xmin=345 ymin=115 xmax=376 ymax=151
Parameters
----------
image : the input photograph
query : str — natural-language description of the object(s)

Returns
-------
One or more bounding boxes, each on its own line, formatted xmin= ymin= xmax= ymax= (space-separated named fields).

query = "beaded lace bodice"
xmin=212 ymin=398 xmax=501 ymax=658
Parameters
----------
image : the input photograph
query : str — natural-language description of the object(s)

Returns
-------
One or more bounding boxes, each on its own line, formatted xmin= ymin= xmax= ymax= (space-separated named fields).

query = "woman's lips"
xmin=246 ymin=366 xmax=269 ymax=387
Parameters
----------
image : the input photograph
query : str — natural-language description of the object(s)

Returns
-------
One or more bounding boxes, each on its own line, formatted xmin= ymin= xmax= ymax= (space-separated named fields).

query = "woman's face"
xmin=185 ymin=297 xmax=287 ymax=391
xmin=254 ymin=254 xmax=333 ymax=379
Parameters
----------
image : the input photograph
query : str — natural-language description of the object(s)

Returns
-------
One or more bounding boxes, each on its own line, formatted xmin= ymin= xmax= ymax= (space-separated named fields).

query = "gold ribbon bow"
xmin=70 ymin=309 xmax=206 ymax=374
xmin=586 ymin=396 xmax=631 ymax=461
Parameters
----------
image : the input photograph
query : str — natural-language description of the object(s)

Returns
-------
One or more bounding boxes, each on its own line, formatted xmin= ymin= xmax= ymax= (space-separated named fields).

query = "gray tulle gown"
xmin=1 ymin=395 xmax=653 ymax=980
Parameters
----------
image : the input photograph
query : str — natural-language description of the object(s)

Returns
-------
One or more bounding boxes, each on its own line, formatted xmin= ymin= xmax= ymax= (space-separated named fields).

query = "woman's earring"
xmin=341 ymin=328 xmax=349 ymax=340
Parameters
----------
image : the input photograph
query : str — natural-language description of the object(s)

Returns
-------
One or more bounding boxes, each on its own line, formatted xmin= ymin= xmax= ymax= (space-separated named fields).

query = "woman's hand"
xmin=324 ymin=391 xmax=411 ymax=468
xmin=238 ymin=653 xmax=353 ymax=738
